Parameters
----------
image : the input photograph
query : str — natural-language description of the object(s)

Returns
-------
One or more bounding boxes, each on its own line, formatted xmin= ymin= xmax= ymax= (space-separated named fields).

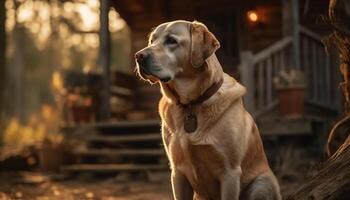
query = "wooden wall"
xmin=109 ymin=0 xmax=330 ymax=120
xmin=112 ymin=0 xmax=286 ymax=74
xmin=299 ymin=0 xmax=332 ymax=36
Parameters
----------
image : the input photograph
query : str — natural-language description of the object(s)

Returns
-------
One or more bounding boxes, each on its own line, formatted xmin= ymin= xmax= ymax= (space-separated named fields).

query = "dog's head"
xmin=135 ymin=20 xmax=220 ymax=84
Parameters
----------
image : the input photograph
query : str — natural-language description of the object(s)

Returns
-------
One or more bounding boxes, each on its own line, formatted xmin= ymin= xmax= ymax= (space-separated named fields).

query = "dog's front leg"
xmin=220 ymin=167 xmax=242 ymax=200
xmin=171 ymin=170 xmax=193 ymax=200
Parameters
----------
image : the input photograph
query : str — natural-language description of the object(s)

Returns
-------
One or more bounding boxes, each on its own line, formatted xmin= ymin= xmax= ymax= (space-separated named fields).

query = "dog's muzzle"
xmin=135 ymin=51 xmax=151 ymax=71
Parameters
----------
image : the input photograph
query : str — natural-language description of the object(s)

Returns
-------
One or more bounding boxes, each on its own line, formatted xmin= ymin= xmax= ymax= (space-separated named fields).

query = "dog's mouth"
xmin=160 ymin=76 xmax=171 ymax=83
xmin=140 ymin=67 xmax=151 ymax=76
xmin=137 ymin=65 xmax=159 ymax=84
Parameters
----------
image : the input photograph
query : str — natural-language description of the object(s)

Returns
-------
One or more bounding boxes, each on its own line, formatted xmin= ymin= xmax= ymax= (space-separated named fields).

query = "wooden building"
xmin=61 ymin=0 xmax=341 ymax=173
xmin=105 ymin=0 xmax=338 ymax=120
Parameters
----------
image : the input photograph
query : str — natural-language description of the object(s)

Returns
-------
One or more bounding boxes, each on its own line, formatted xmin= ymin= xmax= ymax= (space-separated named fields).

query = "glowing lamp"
xmin=247 ymin=10 xmax=259 ymax=23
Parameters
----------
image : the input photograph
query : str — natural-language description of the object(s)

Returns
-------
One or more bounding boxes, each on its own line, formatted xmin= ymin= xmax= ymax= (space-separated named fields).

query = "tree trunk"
xmin=287 ymin=144 xmax=350 ymax=199
xmin=288 ymin=0 xmax=350 ymax=199
xmin=97 ymin=0 xmax=111 ymax=121
xmin=0 ymin=0 xmax=6 ymax=145
xmin=0 ymin=0 xmax=6 ymax=118
xmin=12 ymin=2 xmax=25 ymax=122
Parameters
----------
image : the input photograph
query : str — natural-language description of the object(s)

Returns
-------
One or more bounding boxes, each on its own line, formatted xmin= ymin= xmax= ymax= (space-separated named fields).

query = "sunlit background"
xmin=3 ymin=0 xmax=130 ymax=147
xmin=0 ymin=0 xmax=347 ymax=199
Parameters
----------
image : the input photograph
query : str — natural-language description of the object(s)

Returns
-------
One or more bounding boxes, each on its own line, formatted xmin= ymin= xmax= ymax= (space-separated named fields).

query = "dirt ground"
xmin=0 ymin=167 xmax=315 ymax=200
xmin=0 ymin=140 xmax=322 ymax=200
xmin=0 ymin=171 xmax=172 ymax=200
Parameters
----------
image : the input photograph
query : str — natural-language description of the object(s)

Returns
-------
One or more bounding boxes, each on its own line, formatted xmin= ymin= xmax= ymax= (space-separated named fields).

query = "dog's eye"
xmin=165 ymin=37 xmax=178 ymax=46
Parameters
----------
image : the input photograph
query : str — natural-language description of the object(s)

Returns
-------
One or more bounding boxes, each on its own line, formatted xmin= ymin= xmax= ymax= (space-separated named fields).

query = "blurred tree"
xmin=3 ymin=0 xmax=100 ymax=122
xmin=2 ymin=0 xmax=127 ymax=126
xmin=0 ymin=0 xmax=5 ymax=144
xmin=0 ymin=1 xmax=6 ymax=146
xmin=97 ymin=0 xmax=110 ymax=120
xmin=12 ymin=0 xmax=25 ymax=122
xmin=288 ymin=0 xmax=350 ymax=199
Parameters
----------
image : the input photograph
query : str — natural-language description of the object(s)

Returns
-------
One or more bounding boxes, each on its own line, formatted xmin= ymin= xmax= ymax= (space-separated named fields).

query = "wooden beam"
xmin=282 ymin=0 xmax=300 ymax=69
xmin=239 ymin=51 xmax=256 ymax=113
xmin=98 ymin=0 xmax=111 ymax=121
xmin=253 ymin=37 xmax=293 ymax=63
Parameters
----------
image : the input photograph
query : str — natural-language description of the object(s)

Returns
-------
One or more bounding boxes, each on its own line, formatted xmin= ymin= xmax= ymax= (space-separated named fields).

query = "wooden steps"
xmin=61 ymin=120 xmax=167 ymax=174
xmin=93 ymin=119 xmax=160 ymax=128
xmin=61 ymin=164 xmax=167 ymax=172
xmin=259 ymin=117 xmax=313 ymax=136
xmin=257 ymin=101 xmax=337 ymax=136
xmin=75 ymin=148 xmax=165 ymax=156
xmin=86 ymin=133 xmax=161 ymax=143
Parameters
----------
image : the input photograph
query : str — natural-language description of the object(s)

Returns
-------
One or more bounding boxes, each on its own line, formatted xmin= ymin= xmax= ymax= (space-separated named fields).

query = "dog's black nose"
xmin=135 ymin=51 xmax=149 ymax=63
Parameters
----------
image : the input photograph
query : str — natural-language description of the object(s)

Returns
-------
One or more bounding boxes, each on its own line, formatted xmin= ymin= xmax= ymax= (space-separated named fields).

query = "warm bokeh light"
xmin=3 ymin=0 xmax=130 ymax=136
xmin=247 ymin=10 xmax=259 ymax=22
xmin=6 ymin=0 xmax=100 ymax=49
xmin=52 ymin=71 xmax=64 ymax=93
xmin=76 ymin=3 xmax=99 ymax=30
xmin=109 ymin=8 xmax=126 ymax=32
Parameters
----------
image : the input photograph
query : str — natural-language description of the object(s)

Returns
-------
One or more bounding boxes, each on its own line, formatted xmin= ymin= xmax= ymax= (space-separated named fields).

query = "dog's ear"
xmin=190 ymin=21 xmax=220 ymax=68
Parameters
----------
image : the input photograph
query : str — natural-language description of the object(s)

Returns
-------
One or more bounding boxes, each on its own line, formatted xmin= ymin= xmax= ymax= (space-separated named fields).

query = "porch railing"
xmin=299 ymin=26 xmax=338 ymax=107
xmin=239 ymin=26 xmax=338 ymax=117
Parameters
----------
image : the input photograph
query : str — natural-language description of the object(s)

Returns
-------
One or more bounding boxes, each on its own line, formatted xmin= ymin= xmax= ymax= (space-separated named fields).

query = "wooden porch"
xmin=61 ymin=0 xmax=340 ymax=173
xmin=239 ymin=0 xmax=340 ymax=136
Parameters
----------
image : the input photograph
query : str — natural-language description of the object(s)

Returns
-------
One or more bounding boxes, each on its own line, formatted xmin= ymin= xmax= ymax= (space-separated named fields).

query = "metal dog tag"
xmin=184 ymin=112 xmax=197 ymax=133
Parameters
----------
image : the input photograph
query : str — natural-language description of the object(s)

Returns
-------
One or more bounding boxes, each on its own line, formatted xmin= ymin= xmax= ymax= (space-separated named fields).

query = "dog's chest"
xmin=168 ymin=135 xmax=226 ymax=196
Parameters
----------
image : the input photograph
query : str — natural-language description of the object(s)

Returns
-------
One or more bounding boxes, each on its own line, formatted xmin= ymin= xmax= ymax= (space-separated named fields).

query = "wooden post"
xmin=283 ymin=0 xmax=300 ymax=69
xmin=239 ymin=51 xmax=255 ymax=113
xmin=0 ymin=0 xmax=5 ymax=144
xmin=0 ymin=1 xmax=5 ymax=114
xmin=98 ymin=0 xmax=111 ymax=121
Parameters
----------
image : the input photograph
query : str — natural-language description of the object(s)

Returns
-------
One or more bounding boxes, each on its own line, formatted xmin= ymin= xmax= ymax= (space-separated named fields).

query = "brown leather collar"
xmin=166 ymin=77 xmax=224 ymax=107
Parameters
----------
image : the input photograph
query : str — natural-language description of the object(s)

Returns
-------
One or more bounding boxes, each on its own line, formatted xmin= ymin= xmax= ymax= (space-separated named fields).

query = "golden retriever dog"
xmin=135 ymin=20 xmax=281 ymax=200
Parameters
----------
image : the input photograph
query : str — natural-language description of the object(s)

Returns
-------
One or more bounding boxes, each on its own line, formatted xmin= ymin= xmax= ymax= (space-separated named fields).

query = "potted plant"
xmin=39 ymin=135 xmax=64 ymax=172
xmin=273 ymin=69 xmax=306 ymax=118
xmin=68 ymin=87 xmax=95 ymax=123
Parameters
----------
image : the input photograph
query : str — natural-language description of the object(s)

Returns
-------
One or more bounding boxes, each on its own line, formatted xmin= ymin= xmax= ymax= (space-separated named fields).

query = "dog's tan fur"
xmin=135 ymin=20 xmax=281 ymax=200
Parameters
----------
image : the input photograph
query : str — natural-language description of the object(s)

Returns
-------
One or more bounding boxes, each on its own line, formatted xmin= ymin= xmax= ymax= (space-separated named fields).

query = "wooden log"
xmin=288 ymin=0 xmax=350 ymax=199
xmin=287 ymin=144 xmax=350 ymax=199
xmin=328 ymin=0 xmax=350 ymax=112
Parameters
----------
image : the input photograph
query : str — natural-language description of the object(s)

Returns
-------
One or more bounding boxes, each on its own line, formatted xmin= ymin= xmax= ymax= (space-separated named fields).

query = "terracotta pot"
xmin=277 ymin=87 xmax=305 ymax=117
xmin=39 ymin=140 xmax=63 ymax=172
xmin=71 ymin=105 xmax=94 ymax=123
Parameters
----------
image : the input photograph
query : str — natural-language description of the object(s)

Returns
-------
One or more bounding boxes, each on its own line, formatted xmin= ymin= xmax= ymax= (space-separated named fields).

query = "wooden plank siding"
xmin=109 ymin=0 xmax=340 ymax=120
